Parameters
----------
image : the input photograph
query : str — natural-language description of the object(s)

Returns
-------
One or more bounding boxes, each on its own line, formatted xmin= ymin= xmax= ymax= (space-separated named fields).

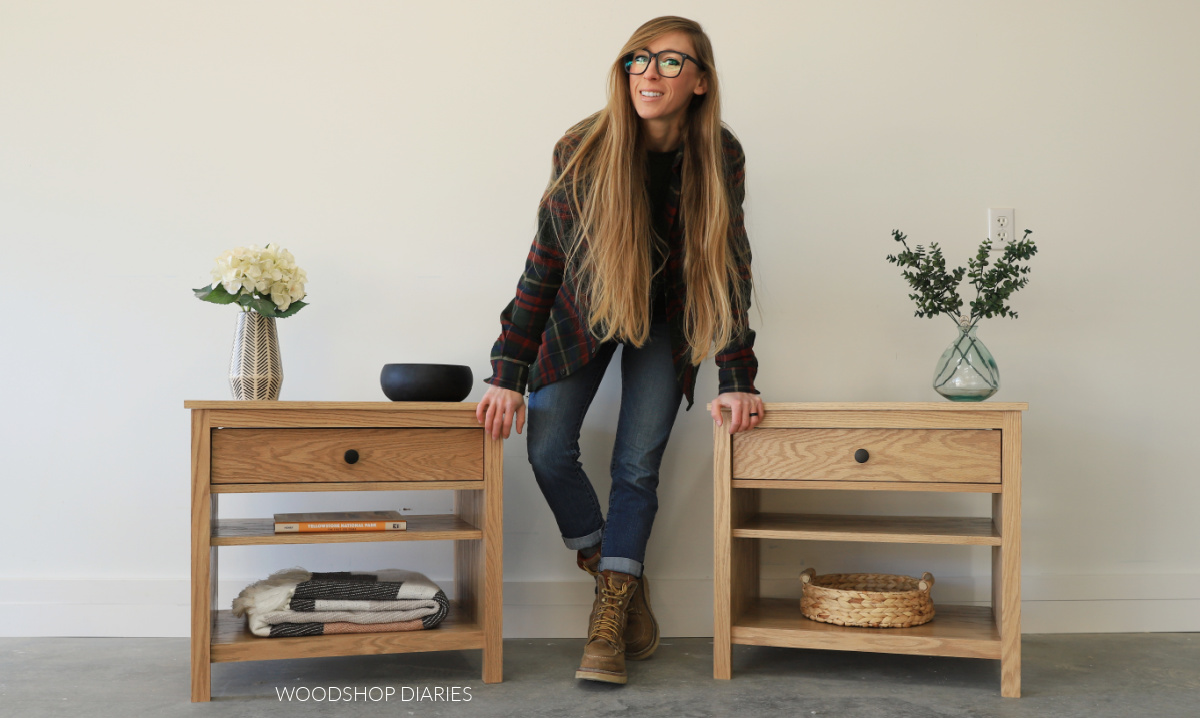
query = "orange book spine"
xmin=274 ymin=521 xmax=406 ymax=533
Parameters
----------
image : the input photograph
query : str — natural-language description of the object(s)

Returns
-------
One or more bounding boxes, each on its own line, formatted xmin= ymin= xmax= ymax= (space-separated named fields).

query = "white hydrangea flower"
xmin=287 ymin=280 xmax=304 ymax=302
xmin=270 ymin=282 xmax=291 ymax=311
xmin=206 ymin=243 xmax=307 ymax=314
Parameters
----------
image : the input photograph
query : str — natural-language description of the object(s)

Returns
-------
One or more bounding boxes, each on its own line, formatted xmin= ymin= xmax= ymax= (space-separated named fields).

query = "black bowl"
xmin=380 ymin=364 xmax=473 ymax=402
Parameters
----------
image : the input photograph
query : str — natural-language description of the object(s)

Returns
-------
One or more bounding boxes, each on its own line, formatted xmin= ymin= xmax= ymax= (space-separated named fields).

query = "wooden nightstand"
xmin=712 ymin=402 xmax=1026 ymax=697
xmin=185 ymin=401 xmax=502 ymax=702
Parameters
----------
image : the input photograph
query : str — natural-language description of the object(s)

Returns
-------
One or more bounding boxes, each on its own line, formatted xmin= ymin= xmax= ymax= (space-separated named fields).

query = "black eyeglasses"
xmin=623 ymin=49 xmax=704 ymax=78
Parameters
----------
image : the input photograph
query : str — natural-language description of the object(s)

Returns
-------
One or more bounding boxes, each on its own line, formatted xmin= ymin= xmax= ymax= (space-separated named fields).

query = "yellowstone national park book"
xmin=273 ymin=510 xmax=407 ymax=533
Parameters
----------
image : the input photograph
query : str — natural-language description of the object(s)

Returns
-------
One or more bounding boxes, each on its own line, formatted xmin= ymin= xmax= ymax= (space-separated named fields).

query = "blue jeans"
xmin=526 ymin=321 xmax=683 ymax=578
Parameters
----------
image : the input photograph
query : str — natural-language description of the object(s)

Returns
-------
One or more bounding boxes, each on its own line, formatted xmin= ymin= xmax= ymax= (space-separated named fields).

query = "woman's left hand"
xmin=711 ymin=392 xmax=765 ymax=434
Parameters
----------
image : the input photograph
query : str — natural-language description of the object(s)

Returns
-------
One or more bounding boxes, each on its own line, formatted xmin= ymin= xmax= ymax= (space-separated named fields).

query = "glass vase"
xmin=932 ymin=320 xmax=999 ymax=401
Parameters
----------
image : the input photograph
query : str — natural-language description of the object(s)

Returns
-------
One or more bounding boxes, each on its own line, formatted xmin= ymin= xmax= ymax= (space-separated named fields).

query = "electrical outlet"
xmin=989 ymin=208 xmax=1015 ymax=243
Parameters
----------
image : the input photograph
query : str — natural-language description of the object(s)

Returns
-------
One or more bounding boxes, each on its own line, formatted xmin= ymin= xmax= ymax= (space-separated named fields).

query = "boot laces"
xmin=589 ymin=579 xmax=634 ymax=647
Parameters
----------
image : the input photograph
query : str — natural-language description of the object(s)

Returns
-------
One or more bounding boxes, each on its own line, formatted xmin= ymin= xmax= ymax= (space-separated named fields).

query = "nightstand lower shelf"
xmin=731 ymin=598 xmax=1000 ymax=659
xmin=732 ymin=513 xmax=1001 ymax=545
xmin=211 ymin=606 xmax=483 ymax=662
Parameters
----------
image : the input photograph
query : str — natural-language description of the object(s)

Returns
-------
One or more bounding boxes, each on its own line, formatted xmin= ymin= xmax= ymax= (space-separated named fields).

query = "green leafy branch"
xmin=887 ymin=229 xmax=1037 ymax=328
xmin=193 ymin=282 xmax=307 ymax=318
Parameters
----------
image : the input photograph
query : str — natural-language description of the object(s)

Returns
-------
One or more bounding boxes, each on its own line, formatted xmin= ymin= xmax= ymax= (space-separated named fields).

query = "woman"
xmin=476 ymin=16 xmax=764 ymax=684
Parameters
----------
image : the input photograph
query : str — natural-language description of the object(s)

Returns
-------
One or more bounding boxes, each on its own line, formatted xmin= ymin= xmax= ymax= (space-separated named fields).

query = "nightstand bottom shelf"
xmin=731 ymin=598 xmax=1000 ymax=660
xmin=210 ymin=605 xmax=483 ymax=663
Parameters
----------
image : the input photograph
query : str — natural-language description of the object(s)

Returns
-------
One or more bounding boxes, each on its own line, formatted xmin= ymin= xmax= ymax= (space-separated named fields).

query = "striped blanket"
xmin=232 ymin=568 xmax=449 ymax=637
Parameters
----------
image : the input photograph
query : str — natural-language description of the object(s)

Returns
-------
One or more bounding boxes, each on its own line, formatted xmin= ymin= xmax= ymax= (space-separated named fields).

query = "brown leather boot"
xmin=575 ymin=570 xmax=637 ymax=684
xmin=576 ymin=552 xmax=659 ymax=660
xmin=623 ymin=571 xmax=660 ymax=660
xmin=577 ymin=549 xmax=600 ymax=577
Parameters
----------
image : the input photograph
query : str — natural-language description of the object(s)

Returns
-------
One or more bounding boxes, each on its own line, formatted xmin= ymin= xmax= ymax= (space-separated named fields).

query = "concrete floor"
xmin=2 ymin=634 xmax=1197 ymax=718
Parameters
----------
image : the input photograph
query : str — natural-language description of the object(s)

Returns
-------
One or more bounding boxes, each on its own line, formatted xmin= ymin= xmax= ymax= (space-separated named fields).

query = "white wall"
xmin=2 ymin=0 xmax=1197 ymax=637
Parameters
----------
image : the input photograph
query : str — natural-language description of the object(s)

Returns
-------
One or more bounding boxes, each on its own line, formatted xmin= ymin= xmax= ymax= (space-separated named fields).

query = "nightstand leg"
xmin=474 ymin=434 xmax=504 ymax=683
xmin=481 ymin=518 xmax=503 ymax=684
xmin=994 ymin=534 xmax=1021 ymax=698
xmin=190 ymin=410 xmax=213 ymax=702
xmin=482 ymin=640 xmax=503 ymax=683
xmin=999 ymin=597 xmax=1021 ymax=696
xmin=996 ymin=412 xmax=1023 ymax=698
xmin=713 ymin=418 xmax=733 ymax=679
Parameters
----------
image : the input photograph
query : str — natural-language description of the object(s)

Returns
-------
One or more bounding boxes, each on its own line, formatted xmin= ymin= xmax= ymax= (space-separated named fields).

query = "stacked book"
xmin=232 ymin=568 xmax=449 ymax=637
xmin=273 ymin=510 xmax=406 ymax=533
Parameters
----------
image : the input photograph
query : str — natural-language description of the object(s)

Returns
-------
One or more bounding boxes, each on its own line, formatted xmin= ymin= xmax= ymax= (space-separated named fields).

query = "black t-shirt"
xmin=646 ymin=149 xmax=675 ymax=323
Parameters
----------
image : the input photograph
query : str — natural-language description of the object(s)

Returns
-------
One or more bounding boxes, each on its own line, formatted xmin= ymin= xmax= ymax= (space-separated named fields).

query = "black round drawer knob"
xmin=344 ymin=449 xmax=360 ymax=464
xmin=854 ymin=448 xmax=869 ymax=463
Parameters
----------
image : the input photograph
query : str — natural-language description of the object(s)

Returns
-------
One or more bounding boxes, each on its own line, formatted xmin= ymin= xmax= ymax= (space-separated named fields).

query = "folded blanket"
xmin=233 ymin=568 xmax=449 ymax=637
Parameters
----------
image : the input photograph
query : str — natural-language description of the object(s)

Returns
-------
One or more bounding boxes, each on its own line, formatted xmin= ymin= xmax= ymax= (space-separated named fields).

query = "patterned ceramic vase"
xmin=229 ymin=310 xmax=283 ymax=400
xmin=932 ymin=319 xmax=999 ymax=401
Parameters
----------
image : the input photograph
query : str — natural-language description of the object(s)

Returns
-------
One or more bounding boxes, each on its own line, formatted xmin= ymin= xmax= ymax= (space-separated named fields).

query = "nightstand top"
xmin=705 ymin=401 xmax=1027 ymax=412
xmin=184 ymin=400 xmax=479 ymax=410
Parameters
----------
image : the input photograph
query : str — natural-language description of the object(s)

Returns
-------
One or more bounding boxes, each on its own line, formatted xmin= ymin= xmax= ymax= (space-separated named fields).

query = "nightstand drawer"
xmin=210 ymin=428 xmax=483 ymax=484
xmin=731 ymin=428 xmax=1001 ymax=484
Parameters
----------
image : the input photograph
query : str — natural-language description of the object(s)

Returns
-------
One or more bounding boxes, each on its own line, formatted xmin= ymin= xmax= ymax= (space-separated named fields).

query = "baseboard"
xmin=2 ymin=575 xmax=1197 ymax=637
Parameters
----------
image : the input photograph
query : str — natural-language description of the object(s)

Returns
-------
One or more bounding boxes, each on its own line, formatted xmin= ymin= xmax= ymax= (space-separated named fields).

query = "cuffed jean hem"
xmin=562 ymin=527 xmax=604 ymax=551
xmin=598 ymin=556 xmax=643 ymax=578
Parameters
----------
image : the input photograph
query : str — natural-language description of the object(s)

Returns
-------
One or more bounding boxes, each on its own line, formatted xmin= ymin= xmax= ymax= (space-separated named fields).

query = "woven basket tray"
xmin=799 ymin=568 xmax=936 ymax=628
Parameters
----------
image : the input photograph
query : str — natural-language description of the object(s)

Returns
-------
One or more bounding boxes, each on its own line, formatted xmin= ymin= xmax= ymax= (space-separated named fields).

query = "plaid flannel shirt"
xmin=485 ymin=124 xmax=758 ymax=411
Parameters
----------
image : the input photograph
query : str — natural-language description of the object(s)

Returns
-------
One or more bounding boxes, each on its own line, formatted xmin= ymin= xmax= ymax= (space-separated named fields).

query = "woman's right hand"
xmin=476 ymin=385 xmax=526 ymax=440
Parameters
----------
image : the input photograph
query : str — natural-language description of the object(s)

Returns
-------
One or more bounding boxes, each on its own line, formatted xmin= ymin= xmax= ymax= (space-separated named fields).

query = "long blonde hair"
xmin=546 ymin=16 xmax=750 ymax=366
